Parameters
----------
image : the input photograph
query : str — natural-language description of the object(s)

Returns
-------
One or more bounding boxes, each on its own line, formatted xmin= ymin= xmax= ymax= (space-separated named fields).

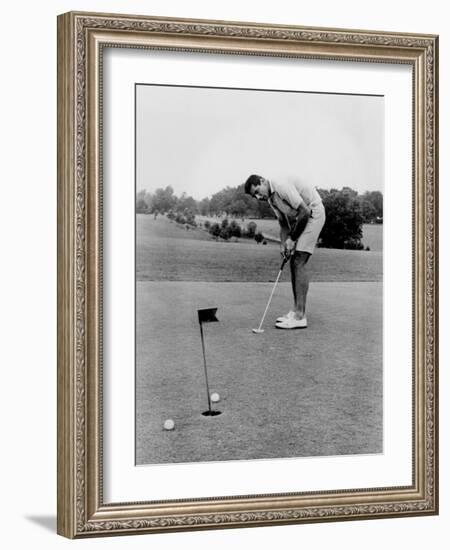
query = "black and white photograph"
xmin=1 ymin=0 xmax=444 ymax=542
xmin=135 ymin=83 xmax=384 ymax=465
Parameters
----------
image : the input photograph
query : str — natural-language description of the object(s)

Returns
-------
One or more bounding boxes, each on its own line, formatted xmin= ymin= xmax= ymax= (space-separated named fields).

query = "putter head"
xmin=252 ymin=328 xmax=264 ymax=334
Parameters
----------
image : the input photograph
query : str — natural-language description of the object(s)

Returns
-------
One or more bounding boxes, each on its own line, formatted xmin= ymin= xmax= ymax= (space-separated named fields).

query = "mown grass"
xmin=136 ymin=281 xmax=383 ymax=464
xmin=136 ymin=215 xmax=382 ymax=282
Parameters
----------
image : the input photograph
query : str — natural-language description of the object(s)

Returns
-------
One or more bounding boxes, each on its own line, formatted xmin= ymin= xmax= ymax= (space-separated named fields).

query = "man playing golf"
xmin=244 ymin=174 xmax=325 ymax=329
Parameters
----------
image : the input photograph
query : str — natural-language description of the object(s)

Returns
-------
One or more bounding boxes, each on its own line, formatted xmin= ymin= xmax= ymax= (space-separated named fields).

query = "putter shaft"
xmin=254 ymin=267 xmax=284 ymax=332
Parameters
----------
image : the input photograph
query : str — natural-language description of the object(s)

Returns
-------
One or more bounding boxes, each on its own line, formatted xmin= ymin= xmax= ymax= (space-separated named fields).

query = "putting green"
xmin=136 ymin=281 xmax=382 ymax=465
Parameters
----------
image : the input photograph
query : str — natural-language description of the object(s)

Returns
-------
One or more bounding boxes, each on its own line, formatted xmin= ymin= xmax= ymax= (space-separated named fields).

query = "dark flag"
xmin=197 ymin=307 xmax=220 ymax=416
xmin=198 ymin=307 xmax=219 ymax=324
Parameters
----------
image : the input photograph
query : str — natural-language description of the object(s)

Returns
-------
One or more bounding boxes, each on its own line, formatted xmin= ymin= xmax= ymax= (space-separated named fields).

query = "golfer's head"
xmin=244 ymin=174 xmax=270 ymax=201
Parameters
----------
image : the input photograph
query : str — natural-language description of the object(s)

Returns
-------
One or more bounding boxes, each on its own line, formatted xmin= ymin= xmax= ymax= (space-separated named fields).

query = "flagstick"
xmin=199 ymin=322 xmax=212 ymax=413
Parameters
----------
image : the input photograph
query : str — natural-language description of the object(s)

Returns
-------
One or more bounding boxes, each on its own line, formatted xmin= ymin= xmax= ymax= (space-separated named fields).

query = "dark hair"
xmin=244 ymin=174 xmax=262 ymax=195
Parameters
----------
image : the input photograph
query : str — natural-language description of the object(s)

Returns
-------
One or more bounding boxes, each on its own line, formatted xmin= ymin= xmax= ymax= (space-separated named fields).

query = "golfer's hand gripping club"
xmin=280 ymin=253 xmax=290 ymax=270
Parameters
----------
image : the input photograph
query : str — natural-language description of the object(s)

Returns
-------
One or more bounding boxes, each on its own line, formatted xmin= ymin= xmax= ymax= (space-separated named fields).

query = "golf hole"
xmin=202 ymin=410 xmax=222 ymax=416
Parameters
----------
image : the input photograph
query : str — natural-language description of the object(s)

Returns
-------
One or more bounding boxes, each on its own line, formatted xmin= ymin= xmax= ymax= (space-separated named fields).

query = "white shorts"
xmin=296 ymin=203 xmax=326 ymax=254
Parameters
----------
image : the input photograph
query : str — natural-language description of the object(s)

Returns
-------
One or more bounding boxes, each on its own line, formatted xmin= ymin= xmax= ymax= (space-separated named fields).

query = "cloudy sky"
xmin=136 ymin=84 xmax=384 ymax=200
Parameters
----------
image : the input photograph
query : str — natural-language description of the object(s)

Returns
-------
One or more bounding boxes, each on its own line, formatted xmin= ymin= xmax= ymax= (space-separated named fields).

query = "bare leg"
xmin=290 ymin=251 xmax=311 ymax=319
xmin=290 ymin=256 xmax=297 ymax=305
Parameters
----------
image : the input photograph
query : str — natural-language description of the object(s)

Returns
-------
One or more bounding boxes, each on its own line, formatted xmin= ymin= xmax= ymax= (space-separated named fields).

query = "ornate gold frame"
xmin=57 ymin=11 xmax=439 ymax=538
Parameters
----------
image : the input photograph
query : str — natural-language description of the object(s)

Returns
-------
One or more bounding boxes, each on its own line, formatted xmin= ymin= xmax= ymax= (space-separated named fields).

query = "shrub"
xmin=246 ymin=221 xmax=257 ymax=239
xmin=229 ymin=220 xmax=242 ymax=239
xmin=219 ymin=226 xmax=232 ymax=240
xmin=185 ymin=211 xmax=197 ymax=227
xmin=317 ymin=187 xmax=364 ymax=249
xmin=209 ymin=223 xmax=221 ymax=239
xmin=255 ymin=231 xmax=264 ymax=244
xmin=204 ymin=220 xmax=211 ymax=230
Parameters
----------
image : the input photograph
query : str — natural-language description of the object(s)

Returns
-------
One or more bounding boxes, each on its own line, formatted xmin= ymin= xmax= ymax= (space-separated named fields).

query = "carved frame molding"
xmin=57 ymin=12 xmax=438 ymax=538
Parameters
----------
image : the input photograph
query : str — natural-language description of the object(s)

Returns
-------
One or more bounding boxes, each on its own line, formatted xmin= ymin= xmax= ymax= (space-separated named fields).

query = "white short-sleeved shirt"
xmin=267 ymin=177 xmax=325 ymax=254
xmin=269 ymin=177 xmax=323 ymax=216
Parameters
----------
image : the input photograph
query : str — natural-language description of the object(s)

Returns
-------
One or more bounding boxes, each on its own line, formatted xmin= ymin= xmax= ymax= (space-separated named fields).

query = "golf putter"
xmin=252 ymin=254 xmax=289 ymax=334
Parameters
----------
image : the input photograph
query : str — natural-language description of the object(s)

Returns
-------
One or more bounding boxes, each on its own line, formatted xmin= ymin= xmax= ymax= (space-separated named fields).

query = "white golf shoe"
xmin=276 ymin=310 xmax=295 ymax=323
xmin=275 ymin=316 xmax=307 ymax=329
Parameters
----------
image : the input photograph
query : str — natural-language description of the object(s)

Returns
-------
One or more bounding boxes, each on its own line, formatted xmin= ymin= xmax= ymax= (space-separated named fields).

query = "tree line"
xmin=137 ymin=184 xmax=274 ymax=219
xmin=137 ymin=184 xmax=383 ymax=249
xmin=138 ymin=184 xmax=382 ymax=223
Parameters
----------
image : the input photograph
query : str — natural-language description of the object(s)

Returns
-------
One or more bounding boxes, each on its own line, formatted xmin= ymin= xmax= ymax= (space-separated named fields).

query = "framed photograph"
xmin=57 ymin=11 xmax=439 ymax=538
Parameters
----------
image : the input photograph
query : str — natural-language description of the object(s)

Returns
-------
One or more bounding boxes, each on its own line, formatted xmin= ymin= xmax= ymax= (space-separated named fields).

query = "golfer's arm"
xmin=289 ymin=203 xmax=311 ymax=241
xmin=279 ymin=224 xmax=289 ymax=244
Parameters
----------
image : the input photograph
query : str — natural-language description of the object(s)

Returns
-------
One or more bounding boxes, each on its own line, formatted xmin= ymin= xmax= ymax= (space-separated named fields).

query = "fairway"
xmin=136 ymin=281 xmax=382 ymax=464
xmin=137 ymin=215 xmax=382 ymax=282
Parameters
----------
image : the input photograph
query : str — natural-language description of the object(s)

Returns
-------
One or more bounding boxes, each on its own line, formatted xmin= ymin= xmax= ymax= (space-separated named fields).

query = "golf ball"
xmin=211 ymin=392 xmax=220 ymax=403
xmin=163 ymin=419 xmax=175 ymax=431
